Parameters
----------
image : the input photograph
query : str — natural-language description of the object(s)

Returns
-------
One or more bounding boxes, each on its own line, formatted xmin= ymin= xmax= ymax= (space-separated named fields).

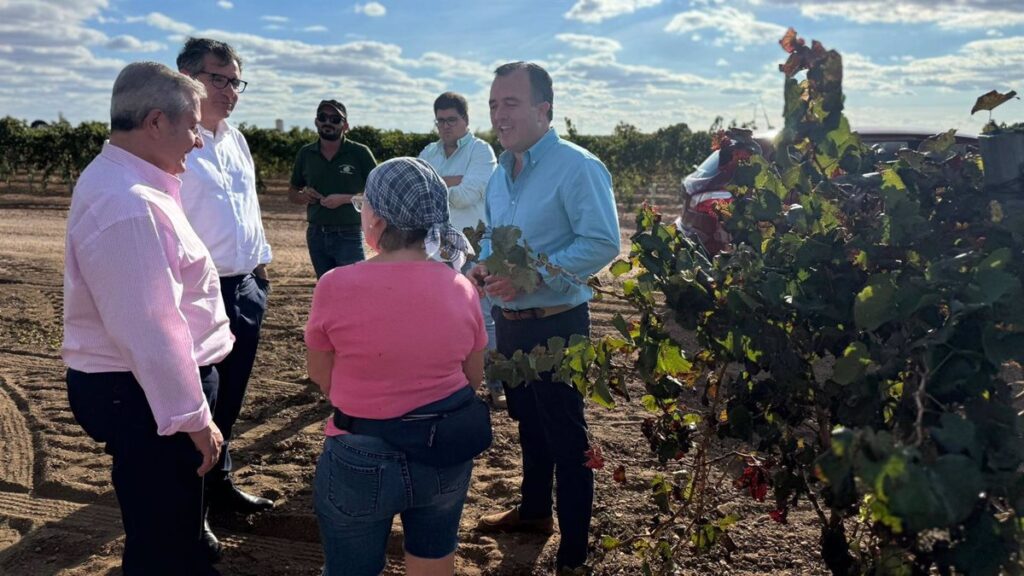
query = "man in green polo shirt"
xmin=288 ymin=99 xmax=377 ymax=278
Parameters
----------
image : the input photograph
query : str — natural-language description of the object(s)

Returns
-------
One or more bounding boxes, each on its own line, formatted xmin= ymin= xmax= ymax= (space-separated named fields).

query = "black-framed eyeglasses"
xmin=434 ymin=116 xmax=461 ymax=128
xmin=350 ymin=194 xmax=365 ymax=212
xmin=317 ymin=113 xmax=345 ymax=125
xmin=195 ymin=70 xmax=248 ymax=93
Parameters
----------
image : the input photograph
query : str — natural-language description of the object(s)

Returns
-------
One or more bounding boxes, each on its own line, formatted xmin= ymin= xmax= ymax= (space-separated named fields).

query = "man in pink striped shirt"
xmin=63 ymin=61 xmax=235 ymax=576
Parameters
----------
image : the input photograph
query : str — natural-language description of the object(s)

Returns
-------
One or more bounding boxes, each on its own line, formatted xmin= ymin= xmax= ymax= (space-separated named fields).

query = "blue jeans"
xmin=307 ymin=224 xmax=365 ymax=279
xmin=314 ymin=433 xmax=473 ymax=576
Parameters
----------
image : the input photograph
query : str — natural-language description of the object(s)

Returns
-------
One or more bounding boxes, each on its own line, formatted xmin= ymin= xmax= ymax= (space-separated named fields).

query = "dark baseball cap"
xmin=318 ymin=99 xmax=347 ymax=119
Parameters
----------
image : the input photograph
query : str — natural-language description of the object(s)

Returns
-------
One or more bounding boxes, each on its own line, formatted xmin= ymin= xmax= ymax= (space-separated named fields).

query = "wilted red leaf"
xmin=584 ymin=446 xmax=605 ymax=470
xmin=751 ymin=482 xmax=768 ymax=501
xmin=769 ymin=508 xmax=789 ymax=524
xmin=613 ymin=465 xmax=626 ymax=483
xmin=971 ymin=90 xmax=1018 ymax=115
xmin=779 ymin=28 xmax=804 ymax=54
xmin=733 ymin=464 xmax=770 ymax=502
xmin=711 ymin=130 xmax=728 ymax=151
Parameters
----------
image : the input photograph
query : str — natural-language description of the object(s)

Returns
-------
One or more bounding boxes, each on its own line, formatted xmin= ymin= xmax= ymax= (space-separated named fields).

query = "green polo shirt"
xmin=290 ymin=138 xmax=377 ymax=226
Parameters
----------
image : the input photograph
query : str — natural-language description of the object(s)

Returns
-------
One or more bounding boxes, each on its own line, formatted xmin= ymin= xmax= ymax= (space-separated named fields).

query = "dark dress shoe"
xmin=202 ymin=519 xmax=223 ymax=564
xmin=211 ymin=484 xmax=274 ymax=514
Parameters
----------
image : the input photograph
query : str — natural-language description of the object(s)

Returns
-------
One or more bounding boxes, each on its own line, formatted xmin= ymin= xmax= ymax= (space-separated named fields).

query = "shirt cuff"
xmin=158 ymin=401 xmax=212 ymax=436
xmin=538 ymin=264 xmax=574 ymax=294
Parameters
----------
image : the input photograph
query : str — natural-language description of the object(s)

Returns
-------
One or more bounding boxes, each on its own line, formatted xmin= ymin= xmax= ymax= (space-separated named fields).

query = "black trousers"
xmin=66 ymin=367 xmax=219 ymax=576
xmin=211 ymin=272 xmax=268 ymax=486
xmin=493 ymin=303 xmax=593 ymax=569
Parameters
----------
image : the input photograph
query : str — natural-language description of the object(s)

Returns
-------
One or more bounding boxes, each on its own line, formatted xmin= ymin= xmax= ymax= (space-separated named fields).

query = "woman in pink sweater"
xmin=305 ymin=157 xmax=488 ymax=576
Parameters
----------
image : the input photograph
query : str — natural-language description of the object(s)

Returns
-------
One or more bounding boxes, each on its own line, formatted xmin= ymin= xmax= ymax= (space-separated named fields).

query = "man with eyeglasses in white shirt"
xmin=417 ymin=92 xmax=504 ymax=408
xmin=176 ymin=37 xmax=275 ymax=562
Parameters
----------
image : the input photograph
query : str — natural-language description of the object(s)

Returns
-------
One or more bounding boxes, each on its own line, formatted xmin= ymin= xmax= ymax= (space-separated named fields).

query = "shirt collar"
xmin=101 ymin=141 xmax=182 ymax=200
xmin=197 ymin=119 xmax=230 ymax=141
xmin=315 ymin=136 xmax=347 ymax=153
xmin=498 ymin=127 xmax=558 ymax=173
xmin=433 ymin=131 xmax=474 ymax=153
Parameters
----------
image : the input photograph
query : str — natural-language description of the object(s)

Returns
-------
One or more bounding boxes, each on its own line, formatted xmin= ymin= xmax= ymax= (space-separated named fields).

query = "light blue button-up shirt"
xmin=418 ymin=131 xmax=497 ymax=232
xmin=481 ymin=128 xmax=620 ymax=310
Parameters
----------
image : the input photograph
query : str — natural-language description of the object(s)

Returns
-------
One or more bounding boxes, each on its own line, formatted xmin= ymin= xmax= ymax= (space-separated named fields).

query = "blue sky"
xmin=2 ymin=0 xmax=1022 ymax=135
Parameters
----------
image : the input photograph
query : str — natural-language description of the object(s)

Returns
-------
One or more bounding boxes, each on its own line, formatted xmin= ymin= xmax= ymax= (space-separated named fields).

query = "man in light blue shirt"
xmin=418 ymin=92 xmax=505 ymax=409
xmin=470 ymin=62 xmax=620 ymax=572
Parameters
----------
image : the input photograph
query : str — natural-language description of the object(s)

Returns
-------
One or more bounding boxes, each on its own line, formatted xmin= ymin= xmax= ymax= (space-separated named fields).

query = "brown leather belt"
xmin=500 ymin=304 xmax=575 ymax=321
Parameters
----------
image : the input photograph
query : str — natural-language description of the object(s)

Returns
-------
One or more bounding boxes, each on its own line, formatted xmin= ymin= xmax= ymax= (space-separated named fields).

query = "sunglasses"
xmin=350 ymin=194 xmax=365 ymax=212
xmin=317 ymin=113 xmax=345 ymax=125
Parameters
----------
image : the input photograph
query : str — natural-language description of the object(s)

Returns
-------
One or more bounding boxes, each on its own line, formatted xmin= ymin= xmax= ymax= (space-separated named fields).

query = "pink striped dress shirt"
xmin=62 ymin=142 xmax=235 ymax=436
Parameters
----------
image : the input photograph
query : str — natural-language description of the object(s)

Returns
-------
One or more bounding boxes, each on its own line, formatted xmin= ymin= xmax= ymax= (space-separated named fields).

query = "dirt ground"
xmin=0 ymin=179 xmax=829 ymax=575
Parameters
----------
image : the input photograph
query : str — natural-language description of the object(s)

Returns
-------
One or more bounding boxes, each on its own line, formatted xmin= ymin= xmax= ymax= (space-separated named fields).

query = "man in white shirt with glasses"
xmin=417 ymin=92 xmax=503 ymax=408
xmin=176 ymin=37 xmax=274 ymax=562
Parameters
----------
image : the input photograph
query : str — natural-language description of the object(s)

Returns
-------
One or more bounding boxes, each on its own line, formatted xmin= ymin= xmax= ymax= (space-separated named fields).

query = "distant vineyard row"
xmin=0 ymin=116 xmax=711 ymax=199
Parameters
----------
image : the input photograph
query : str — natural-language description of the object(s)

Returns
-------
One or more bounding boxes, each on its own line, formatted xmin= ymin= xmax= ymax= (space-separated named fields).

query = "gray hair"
xmin=110 ymin=62 xmax=206 ymax=132
xmin=494 ymin=61 xmax=553 ymax=122
xmin=176 ymin=37 xmax=243 ymax=75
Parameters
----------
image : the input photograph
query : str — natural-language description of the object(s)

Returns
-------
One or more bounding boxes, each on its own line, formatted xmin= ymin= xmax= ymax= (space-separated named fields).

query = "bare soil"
xmin=0 ymin=178 xmax=828 ymax=575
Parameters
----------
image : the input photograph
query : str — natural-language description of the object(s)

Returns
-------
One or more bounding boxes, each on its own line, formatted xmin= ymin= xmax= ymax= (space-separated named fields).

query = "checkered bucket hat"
xmin=365 ymin=157 xmax=473 ymax=268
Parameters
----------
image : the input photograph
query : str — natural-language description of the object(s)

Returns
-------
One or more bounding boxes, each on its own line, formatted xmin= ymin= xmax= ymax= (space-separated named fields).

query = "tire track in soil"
xmin=0 ymin=351 xmax=114 ymax=502
xmin=0 ymin=377 xmax=33 ymax=492
xmin=0 ymin=492 xmax=327 ymax=574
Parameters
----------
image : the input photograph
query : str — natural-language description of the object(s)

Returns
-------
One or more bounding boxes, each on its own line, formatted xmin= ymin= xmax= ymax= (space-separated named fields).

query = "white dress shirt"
xmin=63 ymin=142 xmax=234 ymax=436
xmin=179 ymin=120 xmax=273 ymax=277
xmin=418 ymin=131 xmax=497 ymax=232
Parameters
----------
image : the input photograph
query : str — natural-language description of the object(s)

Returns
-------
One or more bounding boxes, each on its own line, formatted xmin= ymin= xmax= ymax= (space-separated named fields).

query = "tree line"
xmin=0 ymin=116 xmax=711 ymax=199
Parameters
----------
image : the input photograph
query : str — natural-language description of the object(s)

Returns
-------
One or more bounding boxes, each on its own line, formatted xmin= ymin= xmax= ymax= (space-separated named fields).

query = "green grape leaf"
xmin=833 ymin=342 xmax=870 ymax=385
xmin=855 ymin=274 xmax=897 ymax=331
xmin=970 ymin=90 xmax=1018 ymax=115
xmin=917 ymin=129 xmax=957 ymax=156
xmin=931 ymin=455 xmax=984 ymax=525
xmin=656 ymin=340 xmax=691 ymax=376
xmin=609 ymin=259 xmax=632 ymax=277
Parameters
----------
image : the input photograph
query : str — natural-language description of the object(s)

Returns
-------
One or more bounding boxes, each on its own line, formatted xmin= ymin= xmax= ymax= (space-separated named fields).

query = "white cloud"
xmin=125 ymin=12 xmax=194 ymax=34
xmin=260 ymin=15 xmax=289 ymax=23
xmin=355 ymin=2 xmax=387 ymax=17
xmin=557 ymin=53 xmax=712 ymax=92
xmin=665 ymin=7 xmax=787 ymax=47
xmin=217 ymin=1 xmax=233 ymax=9
xmin=414 ymin=52 xmax=492 ymax=80
xmin=555 ymin=33 xmax=622 ymax=54
xmin=762 ymin=0 xmax=1024 ymax=29
xmin=564 ymin=0 xmax=662 ymax=23
xmin=716 ymin=58 xmax=729 ymax=66
xmin=901 ymin=36 xmax=1024 ymax=90
xmin=0 ymin=0 xmax=110 ymax=47
xmin=104 ymin=35 xmax=164 ymax=52
xmin=304 ymin=25 xmax=328 ymax=32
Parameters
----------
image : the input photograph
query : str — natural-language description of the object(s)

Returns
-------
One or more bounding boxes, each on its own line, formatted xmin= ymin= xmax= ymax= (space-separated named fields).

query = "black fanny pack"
xmin=332 ymin=386 xmax=493 ymax=467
